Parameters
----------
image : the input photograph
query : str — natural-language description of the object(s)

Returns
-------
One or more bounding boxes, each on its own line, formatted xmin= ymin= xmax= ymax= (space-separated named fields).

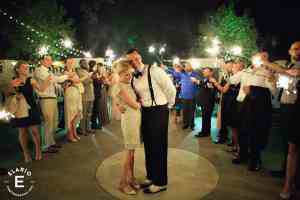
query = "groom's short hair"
xmin=126 ymin=48 xmax=139 ymax=55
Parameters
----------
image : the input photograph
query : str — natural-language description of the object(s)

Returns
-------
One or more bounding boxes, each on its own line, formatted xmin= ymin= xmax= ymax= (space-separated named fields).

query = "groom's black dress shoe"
xmin=182 ymin=125 xmax=189 ymax=130
xmin=143 ymin=185 xmax=167 ymax=194
xmin=140 ymin=179 xmax=152 ymax=189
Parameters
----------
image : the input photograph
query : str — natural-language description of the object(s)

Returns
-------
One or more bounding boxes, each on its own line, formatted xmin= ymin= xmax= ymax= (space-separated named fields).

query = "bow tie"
xmin=133 ymin=71 xmax=143 ymax=78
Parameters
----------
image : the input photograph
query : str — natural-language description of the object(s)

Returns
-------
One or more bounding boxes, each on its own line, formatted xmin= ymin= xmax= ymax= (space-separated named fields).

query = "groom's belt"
xmin=141 ymin=104 xmax=168 ymax=110
xmin=39 ymin=97 xmax=57 ymax=100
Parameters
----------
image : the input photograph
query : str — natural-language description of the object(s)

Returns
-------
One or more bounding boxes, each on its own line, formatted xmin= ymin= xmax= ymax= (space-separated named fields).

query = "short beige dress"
xmin=112 ymin=82 xmax=141 ymax=150
xmin=64 ymin=72 xmax=83 ymax=129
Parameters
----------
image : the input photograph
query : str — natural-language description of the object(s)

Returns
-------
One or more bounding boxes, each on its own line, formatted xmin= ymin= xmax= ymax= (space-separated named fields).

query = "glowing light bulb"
xmin=230 ymin=46 xmax=243 ymax=56
xmin=62 ymin=38 xmax=73 ymax=48
xmin=148 ymin=45 xmax=155 ymax=53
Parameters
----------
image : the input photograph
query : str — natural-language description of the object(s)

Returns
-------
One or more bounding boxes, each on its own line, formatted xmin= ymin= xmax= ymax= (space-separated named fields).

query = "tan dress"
xmin=64 ymin=72 xmax=83 ymax=129
xmin=112 ymin=82 xmax=141 ymax=149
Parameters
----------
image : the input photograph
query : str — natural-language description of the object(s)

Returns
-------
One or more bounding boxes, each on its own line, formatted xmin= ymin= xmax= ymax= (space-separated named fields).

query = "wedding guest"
xmin=261 ymin=42 xmax=300 ymax=199
xmin=112 ymin=60 xmax=141 ymax=195
xmin=229 ymin=53 xmax=275 ymax=171
xmin=10 ymin=61 xmax=51 ymax=162
xmin=192 ymin=67 xmax=218 ymax=138
xmin=172 ymin=63 xmax=183 ymax=124
xmin=211 ymin=61 xmax=244 ymax=153
xmin=91 ymin=62 xmax=104 ymax=130
xmin=34 ymin=55 xmax=69 ymax=153
xmin=78 ymin=59 xmax=95 ymax=135
xmin=126 ymin=48 xmax=176 ymax=194
xmin=173 ymin=62 xmax=199 ymax=130
xmin=216 ymin=61 xmax=234 ymax=144
xmin=63 ymin=58 xmax=83 ymax=142
xmin=98 ymin=68 xmax=110 ymax=126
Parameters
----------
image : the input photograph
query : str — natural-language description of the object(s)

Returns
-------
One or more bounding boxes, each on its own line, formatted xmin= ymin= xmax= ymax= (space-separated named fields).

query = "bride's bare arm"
xmin=118 ymin=89 xmax=140 ymax=110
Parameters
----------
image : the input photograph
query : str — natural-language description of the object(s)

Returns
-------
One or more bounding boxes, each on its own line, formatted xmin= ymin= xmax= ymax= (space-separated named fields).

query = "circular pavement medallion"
xmin=96 ymin=148 xmax=219 ymax=200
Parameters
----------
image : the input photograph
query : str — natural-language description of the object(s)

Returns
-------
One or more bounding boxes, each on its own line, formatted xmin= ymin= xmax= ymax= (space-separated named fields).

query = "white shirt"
xmin=34 ymin=65 xmax=68 ymax=98
xmin=133 ymin=65 xmax=176 ymax=108
xmin=230 ymin=67 xmax=275 ymax=102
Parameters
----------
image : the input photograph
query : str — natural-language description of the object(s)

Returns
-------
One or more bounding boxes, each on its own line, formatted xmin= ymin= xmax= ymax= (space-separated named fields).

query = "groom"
xmin=126 ymin=48 xmax=176 ymax=194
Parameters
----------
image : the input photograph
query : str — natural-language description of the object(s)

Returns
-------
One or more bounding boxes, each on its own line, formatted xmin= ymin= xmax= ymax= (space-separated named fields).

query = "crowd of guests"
xmin=162 ymin=41 xmax=300 ymax=199
xmin=4 ymin=55 xmax=111 ymax=163
xmin=1 ymin=41 xmax=300 ymax=198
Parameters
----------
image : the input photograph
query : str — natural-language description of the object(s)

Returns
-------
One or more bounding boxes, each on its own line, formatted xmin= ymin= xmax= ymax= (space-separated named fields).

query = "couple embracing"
xmin=111 ymin=48 xmax=176 ymax=195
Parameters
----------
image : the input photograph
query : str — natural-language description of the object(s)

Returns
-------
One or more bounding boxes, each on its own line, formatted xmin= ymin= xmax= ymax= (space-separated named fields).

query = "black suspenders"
xmin=147 ymin=65 xmax=157 ymax=106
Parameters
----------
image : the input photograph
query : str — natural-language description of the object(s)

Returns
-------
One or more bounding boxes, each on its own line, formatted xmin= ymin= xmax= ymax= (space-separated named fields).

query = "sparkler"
xmin=252 ymin=56 xmax=263 ymax=67
xmin=0 ymin=110 xmax=15 ymax=121
xmin=173 ymin=57 xmax=180 ymax=65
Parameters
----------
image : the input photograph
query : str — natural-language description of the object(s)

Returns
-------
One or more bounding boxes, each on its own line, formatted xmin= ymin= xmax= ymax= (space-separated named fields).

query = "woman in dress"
xmin=63 ymin=58 xmax=83 ymax=142
xmin=112 ymin=60 xmax=141 ymax=195
xmin=90 ymin=62 xmax=105 ymax=130
xmin=98 ymin=67 xmax=110 ymax=126
xmin=9 ymin=61 xmax=51 ymax=162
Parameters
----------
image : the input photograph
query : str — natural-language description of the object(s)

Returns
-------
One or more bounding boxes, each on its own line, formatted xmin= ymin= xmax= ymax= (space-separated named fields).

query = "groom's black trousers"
xmin=141 ymin=104 xmax=169 ymax=186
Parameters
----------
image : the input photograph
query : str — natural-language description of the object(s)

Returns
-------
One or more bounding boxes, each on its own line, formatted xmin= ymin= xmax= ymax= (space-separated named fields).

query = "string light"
xmin=230 ymin=46 xmax=243 ymax=56
xmin=38 ymin=45 xmax=49 ymax=56
xmin=0 ymin=9 xmax=86 ymax=58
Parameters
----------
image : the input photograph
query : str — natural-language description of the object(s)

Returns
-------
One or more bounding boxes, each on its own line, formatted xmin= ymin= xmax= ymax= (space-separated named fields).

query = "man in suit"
xmin=192 ymin=67 xmax=217 ymax=138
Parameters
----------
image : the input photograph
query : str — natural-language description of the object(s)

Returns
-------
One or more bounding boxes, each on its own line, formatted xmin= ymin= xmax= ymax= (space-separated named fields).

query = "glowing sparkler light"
xmin=105 ymin=48 xmax=115 ymax=59
xmin=277 ymin=75 xmax=291 ymax=90
xmin=252 ymin=56 xmax=263 ymax=67
xmin=0 ymin=110 xmax=15 ymax=121
xmin=173 ymin=57 xmax=180 ymax=65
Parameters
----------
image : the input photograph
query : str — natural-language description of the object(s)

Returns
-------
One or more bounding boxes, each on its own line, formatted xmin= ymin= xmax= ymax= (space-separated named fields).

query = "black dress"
xmin=91 ymin=77 xmax=103 ymax=129
xmin=288 ymin=84 xmax=300 ymax=145
xmin=11 ymin=77 xmax=41 ymax=128
xmin=222 ymin=84 xmax=240 ymax=128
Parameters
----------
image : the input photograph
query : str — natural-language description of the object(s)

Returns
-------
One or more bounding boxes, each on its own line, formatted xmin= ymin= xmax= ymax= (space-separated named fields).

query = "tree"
xmin=196 ymin=1 xmax=258 ymax=61
xmin=4 ymin=0 xmax=76 ymax=60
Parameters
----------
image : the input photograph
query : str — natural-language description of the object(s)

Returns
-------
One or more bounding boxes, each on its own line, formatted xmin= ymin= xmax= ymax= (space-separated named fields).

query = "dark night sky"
xmin=1 ymin=0 xmax=300 ymax=59
xmin=61 ymin=0 xmax=300 ymax=59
